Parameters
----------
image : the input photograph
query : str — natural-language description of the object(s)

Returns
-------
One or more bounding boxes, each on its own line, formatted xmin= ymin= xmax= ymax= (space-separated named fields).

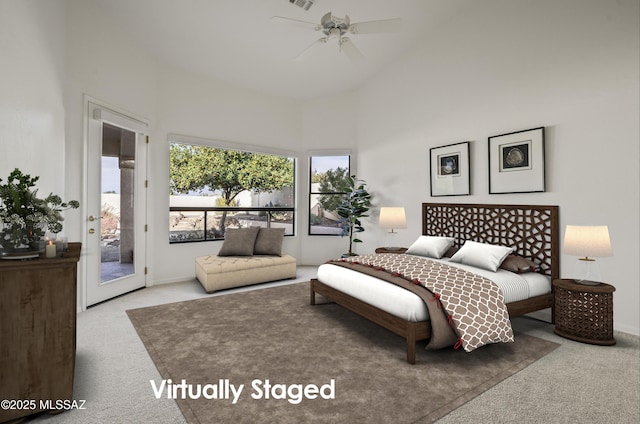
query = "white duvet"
xmin=316 ymin=257 xmax=550 ymax=323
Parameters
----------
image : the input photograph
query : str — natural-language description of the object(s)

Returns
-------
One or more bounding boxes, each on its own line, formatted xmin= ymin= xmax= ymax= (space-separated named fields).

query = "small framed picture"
xmin=488 ymin=127 xmax=545 ymax=194
xmin=430 ymin=141 xmax=470 ymax=196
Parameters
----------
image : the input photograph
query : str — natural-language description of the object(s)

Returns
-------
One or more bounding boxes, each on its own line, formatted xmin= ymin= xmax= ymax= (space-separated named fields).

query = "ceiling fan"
xmin=271 ymin=11 xmax=402 ymax=62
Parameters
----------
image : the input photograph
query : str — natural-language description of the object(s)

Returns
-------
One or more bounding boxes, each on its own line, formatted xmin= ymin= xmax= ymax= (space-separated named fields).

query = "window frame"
xmin=168 ymin=134 xmax=297 ymax=243
xmin=308 ymin=151 xmax=352 ymax=237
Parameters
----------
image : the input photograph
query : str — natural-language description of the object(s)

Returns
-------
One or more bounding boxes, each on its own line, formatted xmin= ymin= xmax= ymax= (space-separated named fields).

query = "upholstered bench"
xmin=195 ymin=227 xmax=297 ymax=293
xmin=195 ymin=254 xmax=297 ymax=293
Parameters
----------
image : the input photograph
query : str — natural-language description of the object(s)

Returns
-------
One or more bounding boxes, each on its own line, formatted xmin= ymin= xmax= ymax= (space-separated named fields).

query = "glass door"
xmin=100 ymin=124 xmax=136 ymax=283
xmin=85 ymin=100 xmax=148 ymax=306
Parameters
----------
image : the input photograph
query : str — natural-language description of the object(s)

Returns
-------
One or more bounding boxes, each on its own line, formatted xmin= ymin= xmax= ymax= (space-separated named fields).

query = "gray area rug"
xmin=127 ymin=282 xmax=559 ymax=424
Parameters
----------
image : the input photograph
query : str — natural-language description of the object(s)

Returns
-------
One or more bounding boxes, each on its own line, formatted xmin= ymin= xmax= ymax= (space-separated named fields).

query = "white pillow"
xmin=449 ymin=241 xmax=514 ymax=272
xmin=405 ymin=236 xmax=455 ymax=259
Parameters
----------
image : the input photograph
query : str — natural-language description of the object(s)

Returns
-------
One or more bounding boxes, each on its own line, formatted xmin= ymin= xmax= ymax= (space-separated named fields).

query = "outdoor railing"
xmin=169 ymin=206 xmax=295 ymax=243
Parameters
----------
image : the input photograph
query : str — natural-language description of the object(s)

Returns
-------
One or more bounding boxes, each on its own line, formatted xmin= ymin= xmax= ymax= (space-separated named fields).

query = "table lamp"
xmin=563 ymin=225 xmax=612 ymax=285
xmin=379 ymin=207 xmax=407 ymax=250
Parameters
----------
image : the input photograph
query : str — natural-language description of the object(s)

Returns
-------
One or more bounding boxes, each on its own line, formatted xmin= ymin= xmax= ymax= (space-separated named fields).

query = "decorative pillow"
xmin=253 ymin=228 xmax=285 ymax=256
xmin=218 ymin=227 xmax=260 ymax=256
xmin=500 ymin=255 xmax=537 ymax=273
xmin=443 ymin=245 xmax=459 ymax=258
xmin=449 ymin=241 xmax=514 ymax=272
xmin=405 ymin=236 xmax=456 ymax=259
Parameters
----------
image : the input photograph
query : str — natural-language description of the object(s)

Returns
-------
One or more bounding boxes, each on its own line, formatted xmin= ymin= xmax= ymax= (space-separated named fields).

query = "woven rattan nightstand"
xmin=553 ymin=279 xmax=616 ymax=345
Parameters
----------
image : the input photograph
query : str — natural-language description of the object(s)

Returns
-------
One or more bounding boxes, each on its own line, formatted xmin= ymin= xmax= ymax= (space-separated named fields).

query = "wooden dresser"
xmin=0 ymin=243 xmax=81 ymax=423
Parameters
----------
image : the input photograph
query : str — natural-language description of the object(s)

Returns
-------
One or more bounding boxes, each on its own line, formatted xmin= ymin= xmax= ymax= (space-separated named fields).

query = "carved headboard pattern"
xmin=422 ymin=203 xmax=559 ymax=279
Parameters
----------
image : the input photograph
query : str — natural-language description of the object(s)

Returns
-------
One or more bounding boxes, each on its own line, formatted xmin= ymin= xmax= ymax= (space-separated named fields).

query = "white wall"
xmin=61 ymin=0 xmax=304 ymax=286
xmin=149 ymin=66 xmax=302 ymax=284
xmin=354 ymin=0 xmax=639 ymax=335
xmin=4 ymin=0 xmax=637 ymax=335
xmin=64 ymin=0 xmax=159 ymax=238
xmin=62 ymin=0 xmax=160 ymax=308
xmin=300 ymin=91 xmax=359 ymax=264
xmin=0 ymin=0 xmax=67 ymax=200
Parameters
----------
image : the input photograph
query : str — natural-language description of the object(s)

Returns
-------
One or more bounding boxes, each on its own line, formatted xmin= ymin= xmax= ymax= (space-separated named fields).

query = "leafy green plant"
xmin=316 ymin=166 xmax=350 ymax=213
xmin=336 ymin=175 xmax=371 ymax=256
xmin=0 ymin=168 xmax=79 ymax=252
xmin=169 ymin=143 xmax=293 ymax=234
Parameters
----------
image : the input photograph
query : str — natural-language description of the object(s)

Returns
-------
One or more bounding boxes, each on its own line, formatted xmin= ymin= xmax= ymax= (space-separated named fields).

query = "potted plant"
xmin=337 ymin=175 xmax=372 ymax=257
xmin=0 ymin=168 xmax=79 ymax=256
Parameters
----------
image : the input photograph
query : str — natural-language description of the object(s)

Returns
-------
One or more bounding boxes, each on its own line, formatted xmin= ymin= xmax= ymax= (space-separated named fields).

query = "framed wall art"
xmin=429 ymin=141 xmax=470 ymax=196
xmin=488 ymin=127 xmax=545 ymax=194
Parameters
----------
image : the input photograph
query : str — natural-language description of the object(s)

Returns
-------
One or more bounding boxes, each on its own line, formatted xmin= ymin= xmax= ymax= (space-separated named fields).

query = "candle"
xmin=45 ymin=240 xmax=57 ymax=258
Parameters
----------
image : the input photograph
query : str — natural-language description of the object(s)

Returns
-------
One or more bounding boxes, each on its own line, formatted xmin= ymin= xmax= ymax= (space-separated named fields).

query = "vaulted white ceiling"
xmin=90 ymin=0 xmax=466 ymax=99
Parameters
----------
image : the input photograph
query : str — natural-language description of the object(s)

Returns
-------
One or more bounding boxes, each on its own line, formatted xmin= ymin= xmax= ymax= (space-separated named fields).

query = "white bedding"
xmin=316 ymin=257 xmax=551 ymax=323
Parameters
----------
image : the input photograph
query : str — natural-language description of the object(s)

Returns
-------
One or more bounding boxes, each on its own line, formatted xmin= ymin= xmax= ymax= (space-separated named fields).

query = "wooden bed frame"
xmin=310 ymin=203 xmax=559 ymax=364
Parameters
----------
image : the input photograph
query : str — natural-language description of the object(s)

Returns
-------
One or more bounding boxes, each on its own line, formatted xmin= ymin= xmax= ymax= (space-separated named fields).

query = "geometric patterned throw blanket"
xmin=331 ymin=253 xmax=514 ymax=352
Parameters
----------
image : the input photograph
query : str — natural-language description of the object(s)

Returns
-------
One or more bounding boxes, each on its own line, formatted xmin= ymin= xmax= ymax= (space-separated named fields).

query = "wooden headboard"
xmin=422 ymin=203 xmax=559 ymax=280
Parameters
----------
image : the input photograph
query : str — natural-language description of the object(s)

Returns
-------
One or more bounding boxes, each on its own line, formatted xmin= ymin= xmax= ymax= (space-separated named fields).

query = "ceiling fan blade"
xmin=340 ymin=37 xmax=364 ymax=63
xmin=271 ymin=16 xmax=320 ymax=31
xmin=294 ymin=37 xmax=327 ymax=61
xmin=320 ymin=11 xmax=333 ymax=27
xmin=349 ymin=18 xmax=402 ymax=34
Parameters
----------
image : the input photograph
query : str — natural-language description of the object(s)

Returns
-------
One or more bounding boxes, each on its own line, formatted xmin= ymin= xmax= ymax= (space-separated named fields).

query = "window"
xmin=169 ymin=140 xmax=295 ymax=243
xmin=309 ymin=154 xmax=350 ymax=236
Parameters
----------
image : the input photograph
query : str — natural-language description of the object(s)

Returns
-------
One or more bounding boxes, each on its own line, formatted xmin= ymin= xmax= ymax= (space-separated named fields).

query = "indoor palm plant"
xmin=337 ymin=175 xmax=371 ymax=257
xmin=0 ymin=168 xmax=79 ymax=255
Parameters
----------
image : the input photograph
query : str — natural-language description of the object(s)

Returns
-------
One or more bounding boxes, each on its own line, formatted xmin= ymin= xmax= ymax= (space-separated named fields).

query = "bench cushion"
xmin=195 ymin=254 xmax=297 ymax=293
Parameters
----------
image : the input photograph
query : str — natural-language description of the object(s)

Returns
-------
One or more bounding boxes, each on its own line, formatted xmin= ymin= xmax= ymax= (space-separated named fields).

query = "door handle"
xmin=88 ymin=215 xmax=101 ymax=222
xmin=89 ymin=228 xmax=96 ymax=234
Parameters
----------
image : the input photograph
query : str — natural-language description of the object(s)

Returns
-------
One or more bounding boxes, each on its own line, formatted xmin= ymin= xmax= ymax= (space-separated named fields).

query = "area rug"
xmin=127 ymin=282 xmax=559 ymax=424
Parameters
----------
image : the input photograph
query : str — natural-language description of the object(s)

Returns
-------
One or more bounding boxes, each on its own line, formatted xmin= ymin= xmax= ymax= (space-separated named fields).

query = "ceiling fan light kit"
xmin=272 ymin=10 xmax=402 ymax=62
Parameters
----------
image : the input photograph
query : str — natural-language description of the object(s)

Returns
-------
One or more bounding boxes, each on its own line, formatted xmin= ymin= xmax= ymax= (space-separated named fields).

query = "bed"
xmin=310 ymin=203 xmax=559 ymax=364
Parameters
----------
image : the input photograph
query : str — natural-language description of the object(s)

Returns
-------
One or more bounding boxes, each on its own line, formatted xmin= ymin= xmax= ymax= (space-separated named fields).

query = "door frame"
xmin=81 ymin=94 xmax=150 ymax=310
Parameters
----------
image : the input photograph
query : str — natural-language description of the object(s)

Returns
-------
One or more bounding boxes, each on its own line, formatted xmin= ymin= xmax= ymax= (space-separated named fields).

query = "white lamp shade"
xmin=379 ymin=207 xmax=407 ymax=230
xmin=563 ymin=225 xmax=613 ymax=258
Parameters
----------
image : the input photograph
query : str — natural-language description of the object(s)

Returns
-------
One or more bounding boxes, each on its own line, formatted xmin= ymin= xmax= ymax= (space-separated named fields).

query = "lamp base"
xmin=572 ymin=258 xmax=603 ymax=285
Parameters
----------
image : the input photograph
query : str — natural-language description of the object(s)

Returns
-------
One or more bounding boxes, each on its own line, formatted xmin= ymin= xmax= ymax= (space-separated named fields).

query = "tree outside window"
xmin=169 ymin=143 xmax=295 ymax=242
xmin=309 ymin=155 xmax=350 ymax=236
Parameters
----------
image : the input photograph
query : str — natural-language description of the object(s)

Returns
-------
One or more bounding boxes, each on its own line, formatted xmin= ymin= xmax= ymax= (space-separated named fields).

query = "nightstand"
xmin=552 ymin=279 xmax=616 ymax=345
xmin=375 ymin=247 xmax=407 ymax=254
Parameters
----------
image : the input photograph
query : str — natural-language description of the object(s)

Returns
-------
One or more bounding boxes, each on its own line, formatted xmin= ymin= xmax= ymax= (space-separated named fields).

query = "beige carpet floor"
xmin=127 ymin=281 xmax=559 ymax=424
